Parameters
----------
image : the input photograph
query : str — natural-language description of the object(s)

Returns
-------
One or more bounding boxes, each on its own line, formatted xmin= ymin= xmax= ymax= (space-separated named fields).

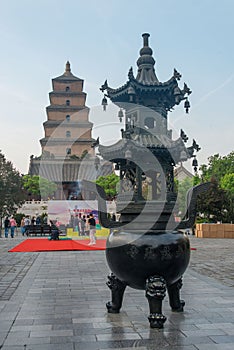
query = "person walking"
xmin=78 ymin=213 xmax=82 ymax=236
xmin=9 ymin=216 xmax=17 ymax=238
xmin=24 ymin=216 xmax=31 ymax=236
xmin=88 ymin=213 xmax=96 ymax=245
xmin=20 ymin=217 xmax=25 ymax=236
xmin=36 ymin=216 xmax=41 ymax=225
xmin=73 ymin=215 xmax=79 ymax=234
xmin=80 ymin=214 xmax=86 ymax=236
xmin=4 ymin=217 xmax=10 ymax=238
xmin=85 ymin=214 xmax=90 ymax=236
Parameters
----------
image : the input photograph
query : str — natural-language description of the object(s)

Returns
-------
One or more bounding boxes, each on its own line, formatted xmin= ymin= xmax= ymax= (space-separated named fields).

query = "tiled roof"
xmin=98 ymin=135 xmax=190 ymax=165
xmin=53 ymin=75 xmax=82 ymax=82
xmin=174 ymin=164 xmax=193 ymax=180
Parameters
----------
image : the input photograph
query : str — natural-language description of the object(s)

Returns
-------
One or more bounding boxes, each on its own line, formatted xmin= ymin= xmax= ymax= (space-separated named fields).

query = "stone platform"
xmin=0 ymin=235 xmax=233 ymax=349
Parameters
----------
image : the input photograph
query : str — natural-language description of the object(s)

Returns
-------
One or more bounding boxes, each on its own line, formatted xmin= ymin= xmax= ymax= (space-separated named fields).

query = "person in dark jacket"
xmin=88 ymin=213 xmax=96 ymax=245
xmin=4 ymin=217 xmax=10 ymax=238
xmin=49 ymin=221 xmax=59 ymax=240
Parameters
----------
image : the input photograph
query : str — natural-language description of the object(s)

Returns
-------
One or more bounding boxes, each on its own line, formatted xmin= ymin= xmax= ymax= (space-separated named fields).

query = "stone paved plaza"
xmin=0 ymin=235 xmax=233 ymax=349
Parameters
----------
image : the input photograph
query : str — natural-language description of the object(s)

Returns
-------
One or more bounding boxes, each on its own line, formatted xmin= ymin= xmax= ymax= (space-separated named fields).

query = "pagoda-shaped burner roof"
xmin=98 ymin=33 xmax=197 ymax=168
xmin=136 ymin=33 xmax=159 ymax=85
xmin=99 ymin=134 xmax=192 ymax=165
xmin=100 ymin=34 xmax=191 ymax=112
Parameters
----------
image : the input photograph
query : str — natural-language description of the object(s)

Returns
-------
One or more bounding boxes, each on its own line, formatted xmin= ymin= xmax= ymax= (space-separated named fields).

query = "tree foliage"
xmin=196 ymin=178 xmax=228 ymax=222
xmin=174 ymin=152 xmax=234 ymax=223
xmin=0 ymin=151 xmax=25 ymax=218
xmin=176 ymin=177 xmax=194 ymax=216
xmin=196 ymin=152 xmax=234 ymax=223
xmin=200 ymin=152 xmax=234 ymax=182
xmin=220 ymin=173 xmax=234 ymax=222
xmin=95 ymin=173 xmax=119 ymax=200
xmin=220 ymin=173 xmax=234 ymax=196
xmin=22 ymin=175 xmax=57 ymax=200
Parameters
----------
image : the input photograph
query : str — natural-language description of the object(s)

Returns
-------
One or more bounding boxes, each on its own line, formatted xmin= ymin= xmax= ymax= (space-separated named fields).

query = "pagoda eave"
xmin=40 ymin=138 xmax=95 ymax=145
xmin=52 ymin=75 xmax=83 ymax=82
xmin=104 ymin=76 xmax=178 ymax=97
xmin=103 ymin=78 xmax=183 ymax=111
xmin=43 ymin=121 xmax=93 ymax=128
xmin=46 ymin=105 xmax=87 ymax=112
xmin=49 ymin=91 xmax=87 ymax=97
xmin=99 ymin=137 xmax=190 ymax=165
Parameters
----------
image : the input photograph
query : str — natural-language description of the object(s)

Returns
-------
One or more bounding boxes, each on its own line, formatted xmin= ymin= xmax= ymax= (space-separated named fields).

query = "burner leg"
xmin=145 ymin=275 xmax=167 ymax=328
xmin=106 ymin=273 xmax=127 ymax=313
xmin=167 ymin=277 xmax=185 ymax=312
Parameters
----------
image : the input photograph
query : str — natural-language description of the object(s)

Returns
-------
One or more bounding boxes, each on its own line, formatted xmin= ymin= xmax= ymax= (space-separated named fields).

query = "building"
xmin=174 ymin=163 xmax=193 ymax=182
xmin=29 ymin=62 xmax=112 ymax=199
xmin=40 ymin=61 xmax=94 ymax=158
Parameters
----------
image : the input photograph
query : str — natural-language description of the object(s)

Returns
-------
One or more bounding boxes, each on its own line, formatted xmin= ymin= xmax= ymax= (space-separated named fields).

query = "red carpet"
xmin=9 ymin=239 xmax=197 ymax=253
xmin=9 ymin=239 xmax=106 ymax=252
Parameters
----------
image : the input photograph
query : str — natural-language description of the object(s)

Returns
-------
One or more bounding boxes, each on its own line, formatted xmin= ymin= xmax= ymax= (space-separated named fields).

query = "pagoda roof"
xmin=174 ymin=163 xmax=193 ymax=180
xmin=100 ymin=34 xmax=191 ymax=111
xmin=98 ymin=134 xmax=192 ymax=165
xmin=101 ymin=75 xmax=179 ymax=101
xmin=53 ymin=61 xmax=83 ymax=82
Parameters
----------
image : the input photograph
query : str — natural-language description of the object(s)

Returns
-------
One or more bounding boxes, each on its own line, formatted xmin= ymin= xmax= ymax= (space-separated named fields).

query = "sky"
xmin=0 ymin=0 xmax=233 ymax=174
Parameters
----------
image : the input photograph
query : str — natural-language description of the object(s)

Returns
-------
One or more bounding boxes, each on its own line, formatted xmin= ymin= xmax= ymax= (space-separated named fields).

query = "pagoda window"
xmin=66 ymin=115 xmax=70 ymax=122
xmin=66 ymin=86 xmax=70 ymax=91
xmin=144 ymin=117 xmax=156 ymax=129
xmin=66 ymin=148 xmax=71 ymax=155
xmin=66 ymin=131 xmax=71 ymax=138
xmin=66 ymin=100 xmax=70 ymax=106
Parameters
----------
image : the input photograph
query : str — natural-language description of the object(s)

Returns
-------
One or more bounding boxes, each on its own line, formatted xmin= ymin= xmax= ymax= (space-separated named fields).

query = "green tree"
xmin=196 ymin=152 xmax=234 ymax=222
xmin=176 ymin=177 xmax=194 ymax=216
xmin=196 ymin=178 xmax=228 ymax=222
xmin=220 ymin=173 xmax=234 ymax=196
xmin=220 ymin=173 xmax=234 ymax=222
xmin=0 ymin=151 xmax=25 ymax=230
xmin=22 ymin=175 xmax=57 ymax=200
xmin=95 ymin=173 xmax=119 ymax=199
xmin=200 ymin=152 xmax=234 ymax=182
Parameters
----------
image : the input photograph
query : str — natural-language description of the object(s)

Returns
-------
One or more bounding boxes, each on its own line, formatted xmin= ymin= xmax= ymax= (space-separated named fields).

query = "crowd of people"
xmin=68 ymin=212 xmax=96 ymax=245
xmin=3 ymin=211 xmax=116 ymax=244
xmin=3 ymin=216 xmax=17 ymax=238
xmin=3 ymin=212 xmax=97 ymax=245
xmin=3 ymin=215 xmax=46 ymax=238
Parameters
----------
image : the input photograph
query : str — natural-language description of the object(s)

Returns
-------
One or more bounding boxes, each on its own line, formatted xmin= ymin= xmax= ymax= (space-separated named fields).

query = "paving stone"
xmin=0 ymin=236 xmax=233 ymax=349
xmin=194 ymin=345 xmax=234 ymax=350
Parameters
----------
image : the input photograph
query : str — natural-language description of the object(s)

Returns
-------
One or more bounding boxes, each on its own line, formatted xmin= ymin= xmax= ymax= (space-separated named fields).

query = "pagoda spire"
xmin=136 ymin=33 xmax=159 ymax=85
xmin=64 ymin=61 xmax=72 ymax=76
